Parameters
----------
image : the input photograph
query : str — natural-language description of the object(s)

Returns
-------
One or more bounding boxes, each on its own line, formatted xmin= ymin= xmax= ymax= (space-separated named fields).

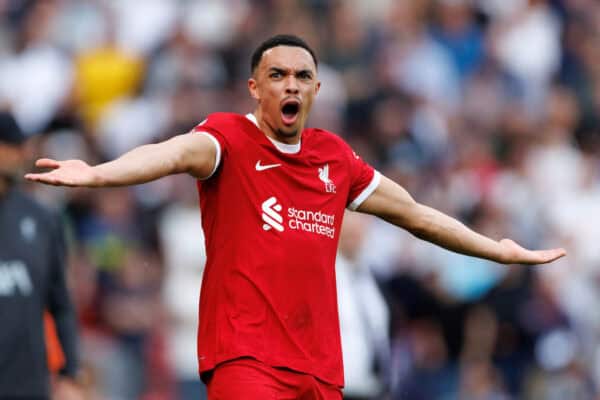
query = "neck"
xmin=253 ymin=109 xmax=302 ymax=145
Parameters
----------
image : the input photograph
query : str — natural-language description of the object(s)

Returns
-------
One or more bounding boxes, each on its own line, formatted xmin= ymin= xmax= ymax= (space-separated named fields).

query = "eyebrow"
xmin=267 ymin=67 xmax=314 ymax=77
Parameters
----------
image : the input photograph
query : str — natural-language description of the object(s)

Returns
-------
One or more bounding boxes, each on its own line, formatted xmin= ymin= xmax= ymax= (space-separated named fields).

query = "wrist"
xmin=492 ymin=240 xmax=507 ymax=264
xmin=90 ymin=165 xmax=109 ymax=187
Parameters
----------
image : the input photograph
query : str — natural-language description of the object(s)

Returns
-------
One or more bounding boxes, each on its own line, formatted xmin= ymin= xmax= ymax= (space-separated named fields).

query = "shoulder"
xmin=193 ymin=113 xmax=257 ymax=160
xmin=10 ymin=190 xmax=47 ymax=214
xmin=305 ymin=128 xmax=353 ymax=154
xmin=198 ymin=112 xmax=249 ymax=129
xmin=9 ymin=189 xmax=61 ymax=229
xmin=306 ymin=128 xmax=344 ymax=143
xmin=194 ymin=112 xmax=253 ymax=142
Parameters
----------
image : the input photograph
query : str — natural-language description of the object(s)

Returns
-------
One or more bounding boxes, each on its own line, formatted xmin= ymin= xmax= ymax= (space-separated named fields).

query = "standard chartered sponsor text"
xmin=287 ymin=207 xmax=335 ymax=238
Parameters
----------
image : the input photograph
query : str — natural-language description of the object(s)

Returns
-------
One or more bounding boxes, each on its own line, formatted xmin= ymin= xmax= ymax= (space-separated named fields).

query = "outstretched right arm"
xmin=25 ymin=132 xmax=217 ymax=187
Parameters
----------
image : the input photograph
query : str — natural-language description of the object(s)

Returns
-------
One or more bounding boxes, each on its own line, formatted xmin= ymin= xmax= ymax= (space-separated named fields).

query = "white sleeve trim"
xmin=195 ymin=131 xmax=221 ymax=180
xmin=348 ymin=170 xmax=381 ymax=210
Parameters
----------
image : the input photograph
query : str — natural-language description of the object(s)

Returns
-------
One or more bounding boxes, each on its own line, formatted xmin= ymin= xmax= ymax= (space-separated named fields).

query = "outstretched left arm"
xmin=356 ymin=175 xmax=566 ymax=265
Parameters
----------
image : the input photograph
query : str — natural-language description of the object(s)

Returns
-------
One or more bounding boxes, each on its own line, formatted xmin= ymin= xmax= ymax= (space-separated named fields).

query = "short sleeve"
xmin=346 ymin=148 xmax=381 ymax=210
xmin=192 ymin=115 xmax=228 ymax=180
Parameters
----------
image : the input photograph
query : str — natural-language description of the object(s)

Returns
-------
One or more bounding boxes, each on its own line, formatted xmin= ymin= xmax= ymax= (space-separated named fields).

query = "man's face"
xmin=0 ymin=143 xmax=26 ymax=177
xmin=248 ymin=45 xmax=320 ymax=140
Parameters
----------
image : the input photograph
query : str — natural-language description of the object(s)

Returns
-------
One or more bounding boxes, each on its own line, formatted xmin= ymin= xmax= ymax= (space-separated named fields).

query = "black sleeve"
xmin=46 ymin=214 xmax=79 ymax=377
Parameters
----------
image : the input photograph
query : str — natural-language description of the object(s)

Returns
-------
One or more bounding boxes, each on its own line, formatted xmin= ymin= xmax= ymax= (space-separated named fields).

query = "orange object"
xmin=44 ymin=312 xmax=65 ymax=372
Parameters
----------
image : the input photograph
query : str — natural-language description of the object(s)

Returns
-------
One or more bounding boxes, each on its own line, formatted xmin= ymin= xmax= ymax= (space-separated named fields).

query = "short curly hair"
xmin=251 ymin=34 xmax=318 ymax=74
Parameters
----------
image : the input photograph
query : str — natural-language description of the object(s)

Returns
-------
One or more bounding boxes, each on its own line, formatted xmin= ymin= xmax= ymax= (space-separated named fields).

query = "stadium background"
xmin=1 ymin=0 xmax=599 ymax=398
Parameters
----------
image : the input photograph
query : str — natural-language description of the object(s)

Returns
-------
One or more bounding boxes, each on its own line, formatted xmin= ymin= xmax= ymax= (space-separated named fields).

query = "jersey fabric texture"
xmin=0 ymin=188 xmax=78 ymax=397
xmin=193 ymin=113 xmax=380 ymax=387
xmin=207 ymin=357 xmax=342 ymax=399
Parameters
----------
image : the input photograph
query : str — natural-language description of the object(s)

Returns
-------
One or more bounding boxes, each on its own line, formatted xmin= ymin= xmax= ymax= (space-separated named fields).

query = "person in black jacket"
xmin=0 ymin=110 xmax=80 ymax=399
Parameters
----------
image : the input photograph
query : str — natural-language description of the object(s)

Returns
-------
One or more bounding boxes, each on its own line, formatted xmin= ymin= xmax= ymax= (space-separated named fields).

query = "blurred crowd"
xmin=1 ymin=0 xmax=600 ymax=398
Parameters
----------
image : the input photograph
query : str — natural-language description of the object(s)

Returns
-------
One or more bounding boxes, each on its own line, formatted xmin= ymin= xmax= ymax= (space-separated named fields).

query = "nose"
xmin=285 ymin=76 xmax=299 ymax=94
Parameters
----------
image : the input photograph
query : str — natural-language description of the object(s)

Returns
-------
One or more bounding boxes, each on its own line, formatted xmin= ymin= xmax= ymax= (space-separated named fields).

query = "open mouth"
xmin=281 ymin=100 xmax=300 ymax=126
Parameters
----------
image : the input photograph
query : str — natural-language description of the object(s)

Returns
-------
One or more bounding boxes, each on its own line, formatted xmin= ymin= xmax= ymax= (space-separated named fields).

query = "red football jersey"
xmin=194 ymin=113 xmax=380 ymax=387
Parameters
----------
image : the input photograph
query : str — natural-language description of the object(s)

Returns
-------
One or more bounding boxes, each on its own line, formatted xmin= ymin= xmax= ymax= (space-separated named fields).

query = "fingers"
xmin=25 ymin=159 xmax=70 ymax=186
xmin=500 ymin=239 xmax=566 ymax=265
xmin=35 ymin=158 xmax=60 ymax=168
xmin=538 ymin=248 xmax=567 ymax=264
xmin=25 ymin=170 xmax=76 ymax=186
xmin=24 ymin=173 xmax=42 ymax=182
xmin=24 ymin=173 xmax=65 ymax=186
xmin=519 ymin=247 xmax=567 ymax=265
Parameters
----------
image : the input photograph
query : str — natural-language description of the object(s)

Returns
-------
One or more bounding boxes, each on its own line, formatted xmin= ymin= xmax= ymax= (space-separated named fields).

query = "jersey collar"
xmin=245 ymin=113 xmax=301 ymax=154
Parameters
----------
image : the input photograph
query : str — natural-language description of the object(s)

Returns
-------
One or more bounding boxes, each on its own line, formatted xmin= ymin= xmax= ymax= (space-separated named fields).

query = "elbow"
xmin=161 ymin=136 xmax=195 ymax=175
xmin=172 ymin=147 xmax=197 ymax=175
xmin=176 ymin=154 xmax=212 ymax=178
xmin=171 ymin=139 xmax=215 ymax=178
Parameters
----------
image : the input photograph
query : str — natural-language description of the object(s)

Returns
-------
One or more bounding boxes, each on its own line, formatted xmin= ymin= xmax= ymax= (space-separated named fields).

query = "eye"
xmin=270 ymin=71 xmax=282 ymax=79
xmin=298 ymin=71 xmax=312 ymax=80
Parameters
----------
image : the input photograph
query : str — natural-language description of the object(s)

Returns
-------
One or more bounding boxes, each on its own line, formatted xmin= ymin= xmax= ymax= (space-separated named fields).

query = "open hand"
xmin=25 ymin=159 xmax=100 ymax=187
xmin=498 ymin=238 xmax=566 ymax=265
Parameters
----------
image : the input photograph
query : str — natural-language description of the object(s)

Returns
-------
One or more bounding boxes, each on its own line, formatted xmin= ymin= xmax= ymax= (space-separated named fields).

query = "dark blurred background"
xmin=1 ymin=0 xmax=599 ymax=399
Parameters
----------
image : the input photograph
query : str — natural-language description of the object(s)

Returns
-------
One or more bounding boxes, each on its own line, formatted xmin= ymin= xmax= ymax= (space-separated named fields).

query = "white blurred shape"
xmin=96 ymin=96 xmax=170 ymax=159
xmin=110 ymin=0 xmax=178 ymax=55
xmin=160 ymin=201 xmax=206 ymax=379
xmin=309 ymin=63 xmax=348 ymax=133
xmin=183 ymin=0 xmax=250 ymax=48
xmin=0 ymin=45 xmax=73 ymax=135
xmin=535 ymin=329 xmax=577 ymax=371
xmin=389 ymin=37 xmax=460 ymax=112
xmin=51 ymin=1 xmax=106 ymax=53
xmin=495 ymin=4 xmax=561 ymax=83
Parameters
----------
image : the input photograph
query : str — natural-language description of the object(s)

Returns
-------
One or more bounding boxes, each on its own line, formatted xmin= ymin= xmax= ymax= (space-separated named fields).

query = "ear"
xmin=315 ymin=80 xmax=321 ymax=96
xmin=248 ymin=78 xmax=259 ymax=100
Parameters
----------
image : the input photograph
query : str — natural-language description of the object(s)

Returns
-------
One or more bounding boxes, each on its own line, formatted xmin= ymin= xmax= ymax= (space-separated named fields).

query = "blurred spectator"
xmin=146 ymin=27 xmax=228 ymax=95
xmin=393 ymin=317 xmax=457 ymax=399
xmin=383 ymin=1 xmax=461 ymax=111
xmin=98 ymin=245 xmax=163 ymax=400
xmin=431 ymin=0 xmax=485 ymax=83
xmin=74 ymin=11 xmax=144 ymax=131
xmin=456 ymin=360 xmax=512 ymax=400
xmin=527 ymin=329 xmax=596 ymax=399
xmin=0 ymin=1 xmax=73 ymax=135
xmin=109 ymin=0 xmax=177 ymax=56
xmin=0 ymin=110 xmax=81 ymax=399
xmin=490 ymin=0 xmax=562 ymax=113
xmin=336 ymin=211 xmax=390 ymax=399
xmin=159 ymin=176 xmax=208 ymax=400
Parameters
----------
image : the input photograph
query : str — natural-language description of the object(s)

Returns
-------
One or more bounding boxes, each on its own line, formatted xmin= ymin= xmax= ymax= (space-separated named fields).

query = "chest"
xmin=0 ymin=205 xmax=51 ymax=297
xmin=206 ymin=137 xmax=351 ymax=242
xmin=227 ymin=140 xmax=348 ymax=205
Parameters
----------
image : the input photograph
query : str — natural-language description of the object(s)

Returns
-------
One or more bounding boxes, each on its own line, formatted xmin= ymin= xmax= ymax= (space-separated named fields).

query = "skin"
xmin=248 ymin=46 xmax=320 ymax=144
xmin=52 ymin=376 xmax=85 ymax=400
xmin=25 ymin=45 xmax=566 ymax=265
xmin=0 ymin=142 xmax=27 ymax=195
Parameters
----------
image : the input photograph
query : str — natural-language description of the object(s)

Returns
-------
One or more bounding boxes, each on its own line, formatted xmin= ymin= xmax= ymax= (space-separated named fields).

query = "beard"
xmin=277 ymin=127 xmax=298 ymax=138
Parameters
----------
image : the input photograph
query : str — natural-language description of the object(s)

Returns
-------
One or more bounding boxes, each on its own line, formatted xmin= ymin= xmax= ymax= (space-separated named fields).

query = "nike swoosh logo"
xmin=255 ymin=161 xmax=281 ymax=171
